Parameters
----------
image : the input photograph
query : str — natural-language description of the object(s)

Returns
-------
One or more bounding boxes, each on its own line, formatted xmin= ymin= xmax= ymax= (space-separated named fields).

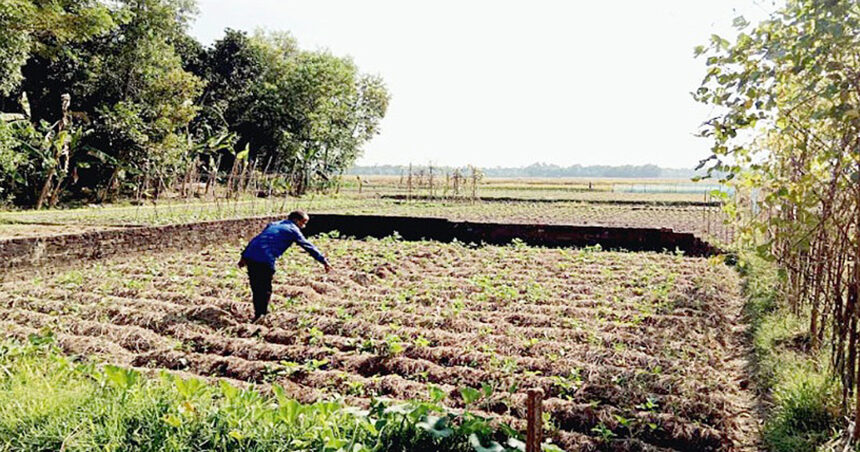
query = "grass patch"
xmin=739 ymin=253 xmax=842 ymax=451
xmin=764 ymin=368 xmax=840 ymax=452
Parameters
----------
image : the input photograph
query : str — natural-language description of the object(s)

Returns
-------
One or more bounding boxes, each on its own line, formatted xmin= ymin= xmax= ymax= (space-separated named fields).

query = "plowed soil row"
xmin=0 ymin=236 xmax=757 ymax=451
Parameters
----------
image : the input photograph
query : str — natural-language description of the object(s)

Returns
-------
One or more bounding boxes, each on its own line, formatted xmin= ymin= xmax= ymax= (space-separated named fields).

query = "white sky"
xmin=190 ymin=0 xmax=778 ymax=169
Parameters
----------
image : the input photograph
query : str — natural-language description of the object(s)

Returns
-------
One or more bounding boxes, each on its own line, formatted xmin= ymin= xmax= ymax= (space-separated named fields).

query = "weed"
xmin=591 ymin=423 xmax=616 ymax=442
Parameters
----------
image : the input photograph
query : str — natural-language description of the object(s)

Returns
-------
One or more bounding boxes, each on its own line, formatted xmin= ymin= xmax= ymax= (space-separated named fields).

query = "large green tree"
xmin=79 ymin=0 xmax=202 ymax=197
xmin=182 ymin=28 xmax=267 ymax=171
xmin=253 ymin=43 xmax=389 ymax=194
xmin=0 ymin=0 xmax=116 ymax=204
xmin=0 ymin=0 xmax=114 ymax=96
xmin=188 ymin=30 xmax=390 ymax=195
xmin=1 ymin=1 xmax=389 ymax=203
xmin=4 ymin=0 xmax=203 ymax=204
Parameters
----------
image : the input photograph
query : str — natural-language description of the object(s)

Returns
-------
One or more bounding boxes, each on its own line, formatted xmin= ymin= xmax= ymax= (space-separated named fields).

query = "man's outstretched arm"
xmin=294 ymin=230 xmax=332 ymax=271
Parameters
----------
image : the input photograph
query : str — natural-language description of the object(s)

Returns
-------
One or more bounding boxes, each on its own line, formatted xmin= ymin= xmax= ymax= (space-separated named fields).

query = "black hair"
xmin=288 ymin=210 xmax=309 ymax=222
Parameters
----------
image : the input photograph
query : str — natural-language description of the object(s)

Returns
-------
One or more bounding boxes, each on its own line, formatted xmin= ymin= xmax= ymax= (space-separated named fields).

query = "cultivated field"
xmin=0 ymin=195 xmax=730 ymax=242
xmin=344 ymin=176 xmax=727 ymax=204
xmin=0 ymin=236 xmax=756 ymax=450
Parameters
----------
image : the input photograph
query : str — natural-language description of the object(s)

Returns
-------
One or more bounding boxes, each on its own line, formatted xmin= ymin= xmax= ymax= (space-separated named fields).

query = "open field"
xmin=0 ymin=236 xmax=756 ymax=450
xmin=0 ymin=196 xmax=731 ymax=243
xmin=343 ymin=176 xmax=729 ymax=204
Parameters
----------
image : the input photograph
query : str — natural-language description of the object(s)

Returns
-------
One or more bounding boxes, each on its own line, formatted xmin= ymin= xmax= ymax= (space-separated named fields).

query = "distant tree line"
xmin=0 ymin=0 xmax=389 ymax=207
xmin=349 ymin=163 xmax=698 ymax=179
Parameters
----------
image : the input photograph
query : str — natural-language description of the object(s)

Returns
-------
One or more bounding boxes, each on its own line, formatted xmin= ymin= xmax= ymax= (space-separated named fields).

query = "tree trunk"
xmin=36 ymin=94 xmax=72 ymax=209
xmin=35 ymin=168 xmax=55 ymax=210
xmin=853 ymin=157 xmax=860 ymax=441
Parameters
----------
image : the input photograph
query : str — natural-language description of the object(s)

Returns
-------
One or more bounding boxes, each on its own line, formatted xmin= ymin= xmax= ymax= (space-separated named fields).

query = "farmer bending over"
xmin=239 ymin=210 xmax=332 ymax=322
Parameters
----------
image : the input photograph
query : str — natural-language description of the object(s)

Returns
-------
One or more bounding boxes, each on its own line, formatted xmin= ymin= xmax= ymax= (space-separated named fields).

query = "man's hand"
xmin=238 ymin=257 xmax=247 ymax=268
xmin=324 ymin=262 xmax=333 ymax=273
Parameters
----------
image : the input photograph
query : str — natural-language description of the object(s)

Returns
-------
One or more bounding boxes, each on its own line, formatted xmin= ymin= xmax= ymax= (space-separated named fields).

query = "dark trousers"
xmin=246 ymin=260 xmax=274 ymax=319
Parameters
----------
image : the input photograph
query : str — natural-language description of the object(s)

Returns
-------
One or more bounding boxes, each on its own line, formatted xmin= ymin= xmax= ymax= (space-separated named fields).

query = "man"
xmin=239 ymin=210 xmax=332 ymax=322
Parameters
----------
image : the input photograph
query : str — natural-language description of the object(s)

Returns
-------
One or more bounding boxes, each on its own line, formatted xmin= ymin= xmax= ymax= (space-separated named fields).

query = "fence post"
xmin=407 ymin=163 xmax=413 ymax=202
xmin=527 ymin=388 xmax=543 ymax=452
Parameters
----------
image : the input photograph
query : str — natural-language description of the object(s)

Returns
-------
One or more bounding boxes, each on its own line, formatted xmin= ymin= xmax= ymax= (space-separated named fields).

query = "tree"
xmin=696 ymin=0 xmax=860 ymax=441
xmin=184 ymin=28 xmax=266 ymax=171
xmin=0 ymin=0 xmax=114 ymax=96
xmin=6 ymin=0 xmax=203 ymax=203
xmin=0 ymin=0 xmax=115 ymax=205
xmin=268 ymin=49 xmax=389 ymax=194
xmin=188 ymin=30 xmax=389 ymax=195
xmin=0 ymin=1 xmax=388 ymax=203
xmin=86 ymin=0 xmax=202 ymax=198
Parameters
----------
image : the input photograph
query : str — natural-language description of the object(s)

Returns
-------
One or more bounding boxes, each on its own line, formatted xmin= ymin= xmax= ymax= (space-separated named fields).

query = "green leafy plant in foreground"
xmin=0 ymin=334 xmax=537 ymax=452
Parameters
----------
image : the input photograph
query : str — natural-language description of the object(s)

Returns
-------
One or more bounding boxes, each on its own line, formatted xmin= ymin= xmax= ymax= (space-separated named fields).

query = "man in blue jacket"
xmin=239 ymin=210 xmax=332 ymax=322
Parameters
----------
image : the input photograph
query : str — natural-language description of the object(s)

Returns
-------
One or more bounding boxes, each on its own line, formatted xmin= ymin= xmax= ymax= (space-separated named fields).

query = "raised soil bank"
xmin=0 ymin=214 xmax=719 ymax=274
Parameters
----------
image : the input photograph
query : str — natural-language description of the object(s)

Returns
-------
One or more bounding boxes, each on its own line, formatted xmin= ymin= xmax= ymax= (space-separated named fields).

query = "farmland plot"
xmin=0 ymin=236 xmax=756 ymax=450
xmin=0 ymin=197 xmax=728 ymax=243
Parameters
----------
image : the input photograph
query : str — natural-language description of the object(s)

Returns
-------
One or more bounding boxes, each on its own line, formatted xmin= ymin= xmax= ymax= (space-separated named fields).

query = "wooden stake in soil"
xmin=526 ymin=388 xmax=544 ymax=452
xmin=407 ymin=163 xmax=413 ymax=202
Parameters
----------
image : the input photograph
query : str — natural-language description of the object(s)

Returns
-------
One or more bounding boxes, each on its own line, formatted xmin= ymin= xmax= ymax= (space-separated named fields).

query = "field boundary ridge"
xmin=0 ymin=214 xmax=721 ymax=275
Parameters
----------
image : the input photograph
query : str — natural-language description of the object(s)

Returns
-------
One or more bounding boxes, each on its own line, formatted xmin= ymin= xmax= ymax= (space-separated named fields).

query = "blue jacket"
xmin=242 ymin=220 xmax=328 ymax=270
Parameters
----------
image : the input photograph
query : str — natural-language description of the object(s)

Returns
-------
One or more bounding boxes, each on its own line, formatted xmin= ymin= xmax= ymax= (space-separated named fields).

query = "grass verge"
xmin=739 ymin=253 xmax=842 ymax=451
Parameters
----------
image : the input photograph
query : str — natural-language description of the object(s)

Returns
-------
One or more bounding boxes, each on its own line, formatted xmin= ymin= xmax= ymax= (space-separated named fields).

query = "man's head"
xmin=288 ymin=210 xmax=310 ymax=228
